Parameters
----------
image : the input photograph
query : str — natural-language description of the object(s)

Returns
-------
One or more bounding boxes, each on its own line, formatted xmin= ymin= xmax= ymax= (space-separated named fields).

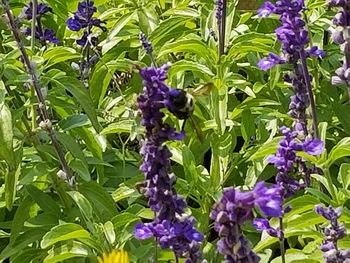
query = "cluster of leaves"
xmin=0 ymin=0 xmax=350 ymax=262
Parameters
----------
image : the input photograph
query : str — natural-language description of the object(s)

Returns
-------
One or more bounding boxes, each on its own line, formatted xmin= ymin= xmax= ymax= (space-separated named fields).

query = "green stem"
xmin=279 ymin=217 xmax=286 ymax=263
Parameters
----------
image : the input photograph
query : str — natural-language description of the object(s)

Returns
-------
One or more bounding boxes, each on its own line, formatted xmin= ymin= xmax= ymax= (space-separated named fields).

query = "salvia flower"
xmin=210 ymin=182 xmax=283 ymax=262
xmin=23 ymin=2 xmax=51 ymax=19
xmin=258 ymin=0 xmax=324 ymax=133
xmin=21 ymin=2 xmax=59 ymax=44
xmin=268 ymin=126 xmax=324 ymax=198
xmin=134 ymin=63 xmax=203 ymax=262
xmin=315 ymin=205 xmax=350 ymax=263
xmin=66 ymin=1 xmax=105 ymax=46
xmin=328 ymin=0 xmax=350 ymax=101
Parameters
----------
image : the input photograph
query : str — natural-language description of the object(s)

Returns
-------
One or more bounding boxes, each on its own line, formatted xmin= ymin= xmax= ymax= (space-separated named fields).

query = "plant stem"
xmin=219 ymin=0 xmax=227 ymax=57
xmin=30 ymin=0 xmax=38 ymax=130
xmin=298 ymin=49 xmax=319 ymax=138
xmin=1 ymin=0 xmax=72 ymax=180
xmin=279 ymin=216 xmax=286 ymax=263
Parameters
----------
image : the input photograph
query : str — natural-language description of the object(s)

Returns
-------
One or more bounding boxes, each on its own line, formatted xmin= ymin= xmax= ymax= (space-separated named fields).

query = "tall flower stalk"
xmin=258 ymin=0 xmax=325 ymax=138
xmin=315 ymin=205 xmax=350 ymax=262
xmin=216 ymin=0 xmax=226 ymax=56
xmin=329 ymin=0 xmax=350 ymax=103
xmin=211 ymin=182 xmax=283 ymax=262
xmin=134 ymin=64 xmax=203 ymax=263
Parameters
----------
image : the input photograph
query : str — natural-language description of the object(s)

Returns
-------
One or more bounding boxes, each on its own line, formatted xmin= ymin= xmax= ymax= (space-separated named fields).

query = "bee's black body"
xmin=168 ymin=89 xmax=194 ymax=120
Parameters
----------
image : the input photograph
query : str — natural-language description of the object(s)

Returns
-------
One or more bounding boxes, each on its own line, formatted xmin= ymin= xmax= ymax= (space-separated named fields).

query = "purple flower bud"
xmin=139 ymin=32 xmax=153 ymax=54
xmin=215 ymin=0 xmax=224 ymax=22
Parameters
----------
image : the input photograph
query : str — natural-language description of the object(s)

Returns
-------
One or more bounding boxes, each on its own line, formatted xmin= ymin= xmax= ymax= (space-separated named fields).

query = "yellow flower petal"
xmin=97 ymin=250 xmax=129 ymax=263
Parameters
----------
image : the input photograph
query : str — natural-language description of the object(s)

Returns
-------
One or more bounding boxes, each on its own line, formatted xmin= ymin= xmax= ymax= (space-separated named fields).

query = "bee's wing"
xmin=191 ymin=83 xmax=214 ymax=97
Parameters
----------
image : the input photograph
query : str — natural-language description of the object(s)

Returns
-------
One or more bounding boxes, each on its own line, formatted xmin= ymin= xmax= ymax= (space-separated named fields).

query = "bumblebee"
xmin=167 ymin=83 xmax=214 ymax=141
xmin=168 ymin=89 xmax=195 ymax=120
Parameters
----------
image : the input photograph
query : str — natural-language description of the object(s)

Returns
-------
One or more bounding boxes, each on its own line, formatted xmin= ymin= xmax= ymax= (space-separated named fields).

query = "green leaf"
xmin=0 ymin=99 xmax=15 ymax=169
xmin=67 ymin=191 xmax=93 ymax=222
xmin=43 ymin=242 xmax=90 ymax=263
xmin=89 ymin=59 xmax=135 ymax=107
xmin=5 ymin=166 xmax=20 ymax=211
xmin=10 ymin=196 xmax=34 ymax=244
xmin=158 ymin=36 xmax=217 ymax=64
xmin=103 ymin=221 xmax=115 ymax=245
xmin=50 ymin=76 xmax=102 ymax=133
xmin=78 ymin=182 xmax=118 ymax=221
xmin=58 ymin=115 xmax=91 ymax=131
xmin=70 ymin=159 xmax=91 ymax=181
xmin=338 ymin=163 xmax=350 ymax=189
xmin=249 ymin=137 xmax=282 ymax=161
xmin=1 ymin=228 xmax=47 ymax=260
xmin=168 ymin=60 xmax=214 ymax=82
xmin=43 ymin=47 xmax=80 ymax=68
xmin=241 ymin=110 xmax=255 ymax=142
xmin=327 ymin=137 xmax=350 ymax=166
xmin=41 ymin=223 xmax=91 ymax=249
xmin=25 ymin=185 xmax=61 ymax=217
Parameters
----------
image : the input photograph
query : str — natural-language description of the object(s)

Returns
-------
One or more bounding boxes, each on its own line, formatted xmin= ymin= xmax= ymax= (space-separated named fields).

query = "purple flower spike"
xmin=328 ymin=0 xmax=350 ymax=100
xmin=211 ymin=182 xmax=282 ymax=262
xmin=215 ymin=0 xmax=224 ymax=22
xmin=135 ymin=63 xmax=203 ymax=262
xmin=315 ymin=205 xmax=350 ymax=262
xmin=139 ymin=32 xmax=153 ymax=54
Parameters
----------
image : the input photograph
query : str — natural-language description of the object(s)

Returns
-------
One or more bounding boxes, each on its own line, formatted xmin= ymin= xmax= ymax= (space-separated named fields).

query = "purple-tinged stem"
xmin=299 ymin=49 xmax=319 ymax=138
xmin=219 ymin=0 xmax=227 ymax=57
xmin=30 ymin=0 xmax=37 ymax=51
xmin=1 ymin=0 xmax=72 ymax=180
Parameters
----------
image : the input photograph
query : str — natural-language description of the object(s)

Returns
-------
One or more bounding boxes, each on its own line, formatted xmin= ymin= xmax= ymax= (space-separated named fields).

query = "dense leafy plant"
xmin=1 ymin=0 xmax=350 ymax=262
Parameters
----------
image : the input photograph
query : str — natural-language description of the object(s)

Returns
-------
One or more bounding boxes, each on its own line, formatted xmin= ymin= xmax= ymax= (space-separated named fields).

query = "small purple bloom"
xmin=66 ymin=1 xmax=106 ymax=46
xmin=258 ymin=52 xmax=285 ymax=71
xmin=307 ymin=46 xmax=326 ymax=58
xmin=23 ymin=2 xmax=52 ymax=20
xmin=303 ymin=138 xmax=324 ymax=155
xmin=257 ymin=1 xmax=275 ymax=17
xmin=253 ymin=218 xmax=280 ymax=238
